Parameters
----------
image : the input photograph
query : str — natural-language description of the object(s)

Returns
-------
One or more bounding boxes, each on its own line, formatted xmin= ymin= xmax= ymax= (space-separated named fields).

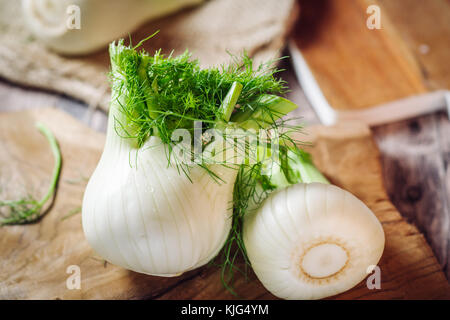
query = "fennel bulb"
xmin=240 ymin=149 xmax=385 ymax=299
xmin=244 ymin=183 xmax=385 ymax=299
xmin=22 ymin=0 xmax=203 ymax=55
xmin=82 ymin=113 xmax=236 ymax=276
xmin=82 ymin=38 xmax=298 ymax=277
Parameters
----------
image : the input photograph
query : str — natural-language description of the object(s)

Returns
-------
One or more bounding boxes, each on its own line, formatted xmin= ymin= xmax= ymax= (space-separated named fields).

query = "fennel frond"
xmin=0 ymin=123 xmax=62 ymax=226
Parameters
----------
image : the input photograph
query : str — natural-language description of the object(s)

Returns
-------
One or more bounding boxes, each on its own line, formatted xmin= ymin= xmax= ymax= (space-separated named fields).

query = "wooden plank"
xmin=373 ymin=112 xmax=450 ymax=280
xmin=436 ymin=113 xmax=450 ymax=280
xmin=377 ymin=0 xmax=450 ymax=90
xmin=437 ymin=113 xmax=450 ymax=279
xmin=437 ymin=112 xmax=450 ymax=279
xmin=292 ymin=0 xmax=427 ymax=111
xmin=0 ymin=108 xmax=448 ymax=299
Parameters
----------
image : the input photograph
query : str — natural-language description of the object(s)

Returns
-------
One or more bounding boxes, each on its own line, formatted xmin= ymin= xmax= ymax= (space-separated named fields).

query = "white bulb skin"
xmin=82 ymin=133 xmax=236 ymax=277
xmin=243 ymin=183 xmax=385 ymax=300
xmin=22 ymin=0 xmax=204 ymax=55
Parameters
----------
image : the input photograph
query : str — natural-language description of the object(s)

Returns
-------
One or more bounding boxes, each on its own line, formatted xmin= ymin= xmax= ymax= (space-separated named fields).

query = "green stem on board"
xmin=0 ymin=123 xmax=62 ymax=226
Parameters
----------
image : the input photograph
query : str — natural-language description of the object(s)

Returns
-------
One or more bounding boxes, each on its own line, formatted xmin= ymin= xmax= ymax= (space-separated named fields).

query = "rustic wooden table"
xmin=0 ymin=56 xmax=449 ymax=284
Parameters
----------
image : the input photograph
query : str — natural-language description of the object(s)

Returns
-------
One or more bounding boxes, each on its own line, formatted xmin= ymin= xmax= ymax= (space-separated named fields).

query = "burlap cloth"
xmin=0 ymin=0 xmax=298 ymax=111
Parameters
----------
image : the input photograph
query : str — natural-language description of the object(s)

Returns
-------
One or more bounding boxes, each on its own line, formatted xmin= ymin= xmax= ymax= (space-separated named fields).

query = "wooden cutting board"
xmin=0 ymin=108 xmax=448 ymax=299
xmin=291 ymin=0 xmax=450 ymax=111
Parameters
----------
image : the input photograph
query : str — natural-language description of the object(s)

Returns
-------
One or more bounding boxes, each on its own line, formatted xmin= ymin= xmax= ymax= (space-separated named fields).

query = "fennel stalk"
xmin=0 ymin=123 xmax=62 ymax=225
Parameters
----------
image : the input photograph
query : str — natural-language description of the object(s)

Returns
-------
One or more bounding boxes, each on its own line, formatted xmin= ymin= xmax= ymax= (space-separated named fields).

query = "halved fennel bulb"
xmin=243 ymin=182 xmax=385 ymax=299
xmin=82 ymin=106 xmax=236 ymax=276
